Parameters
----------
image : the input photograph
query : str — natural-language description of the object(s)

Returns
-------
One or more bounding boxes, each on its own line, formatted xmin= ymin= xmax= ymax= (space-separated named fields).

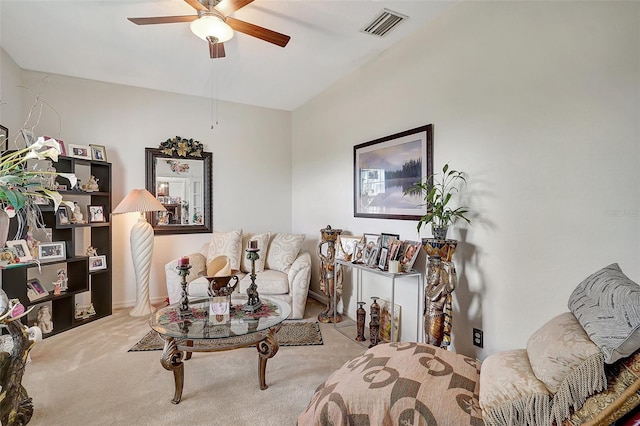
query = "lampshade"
xmin=113 ymin=189 xmax=166 ymax=214
xmin=190 ymin=13 xmax=234 ymax=43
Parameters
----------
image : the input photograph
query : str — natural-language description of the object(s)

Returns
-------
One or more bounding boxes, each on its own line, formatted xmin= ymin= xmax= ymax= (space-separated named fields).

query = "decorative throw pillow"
xmin=526 ymin=312 xmax=606 ymax=425
xmin=265 ymin=233 xmax=305 ymax=273
xmin=568 ymin=263 xmax=640 ymax=364
xmin=206 ymin=229 xmax=242 ymax=270
xmin=240 ymin=232 xmax=270 ymax=273
xmin=479 ymin=349 xmax=551 ymax=426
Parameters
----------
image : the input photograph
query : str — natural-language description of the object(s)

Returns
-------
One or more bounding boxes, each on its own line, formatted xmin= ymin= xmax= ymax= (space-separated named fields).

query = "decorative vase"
xmin=355 ymin=302 xmax=366 ymax=342
xmin=432 ymin=225 xmax=448 ymax=241
xmin=0 ymin=209 xmax=9 ymax=249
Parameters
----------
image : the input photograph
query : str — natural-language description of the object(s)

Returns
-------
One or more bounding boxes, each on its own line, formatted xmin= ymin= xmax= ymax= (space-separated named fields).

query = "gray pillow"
xmin=568 ymin=263 xmax=640 ymax=363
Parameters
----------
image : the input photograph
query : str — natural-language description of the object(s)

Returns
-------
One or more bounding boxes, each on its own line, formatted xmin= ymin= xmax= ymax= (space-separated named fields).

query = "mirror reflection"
xmin=145 ymin=148 xmax=212 ymax=235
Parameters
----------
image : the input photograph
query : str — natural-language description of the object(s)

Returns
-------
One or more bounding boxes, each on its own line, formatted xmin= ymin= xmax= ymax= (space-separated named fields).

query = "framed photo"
xmin=366 ymin=246 xmax=379 ymax=268
xmin=89 ymin=255 xmax=107 ymax=271
xmin=69 ymin=144 xmax=91 ymax=160
xmin=363 ymin=233 xmax=381 ymax=246
xmin=57 ymin=206 xmax=70 ymax=225
xmin=89 ymin=144 xmax=107 ymax=161
xmin=0 ymin=124 xmax=7 ymax=151
xmin=354 ymin=124 xmax=433 ymax=220
xmin=45 ymin=136 xmax=66 ymax=156
xmin=38 ymin=241 xmax=66 ymax=262
xmin=399 ymin=240 xmax=422 ymax=272
xmin=380 ymin=233 xmax=400 ymax=249
xmin=88 ymin=205 xmax=105 ymax=223
xmin=378 ymin=247 xmax=389 ymax=270
xmin=21 ymin=129 xmax=36 ymax=147
xmin=388 ymin=240 xmax=403 ymax=262
xmin=379 ymin=298 xmax=401 ymax=343
xmin=6 ymin=240 xmax=32 ymax=263
xmin=26 ymin=278 xmax=48 ymax=302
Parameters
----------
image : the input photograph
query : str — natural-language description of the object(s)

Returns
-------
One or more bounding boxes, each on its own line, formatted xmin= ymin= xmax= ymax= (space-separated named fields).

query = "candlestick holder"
xmin=356 ymin=301 xmax=366 ymax=341
xmin=369 ymin=296 xmax=380 ymax=348
xmin=176 ymin=264 xmax=192 ymax=317
xmin=243 ymin=247 xmax=262 ymax=313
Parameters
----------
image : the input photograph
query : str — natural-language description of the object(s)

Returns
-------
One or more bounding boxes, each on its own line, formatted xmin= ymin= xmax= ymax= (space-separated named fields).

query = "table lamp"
xmin=113 ymin=189 xmax=166 ymax=317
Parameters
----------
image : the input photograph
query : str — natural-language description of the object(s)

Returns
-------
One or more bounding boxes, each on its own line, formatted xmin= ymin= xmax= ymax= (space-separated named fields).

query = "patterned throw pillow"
xmin=526 ymin=312 xmax=606 ymax=425
xmin=568 ymin=263 xmax=640 ymax=364
xmin=240 ymin=232 xmax=270 ymax=273
xmin=206 ymin=229 xmax=242 ymax=270
xmin=265 ymin=233 xmax=305 ymax=273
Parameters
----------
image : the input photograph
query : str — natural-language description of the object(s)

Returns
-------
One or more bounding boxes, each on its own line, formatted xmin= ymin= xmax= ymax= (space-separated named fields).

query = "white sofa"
xmin=165 ymin=229 xmax=311 ymax=319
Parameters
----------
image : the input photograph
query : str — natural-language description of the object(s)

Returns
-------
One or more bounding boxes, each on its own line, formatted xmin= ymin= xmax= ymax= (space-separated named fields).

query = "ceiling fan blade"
xmin=209 ymin=41 xmax=226 ymax=59
xmin=184 ymin=0 xmax=208 ymax=12
xmin=128 ymin=16 xmax=198 ymax=25
xmin=226 ymin=17 xmax=290 ymax=47
xmin=215 ymin=0 xmax=254 ymax=16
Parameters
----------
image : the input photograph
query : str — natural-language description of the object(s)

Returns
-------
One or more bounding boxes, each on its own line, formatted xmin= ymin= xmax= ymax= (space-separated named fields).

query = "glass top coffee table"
xmin=150 ymin=294 xmax=291 ymax=404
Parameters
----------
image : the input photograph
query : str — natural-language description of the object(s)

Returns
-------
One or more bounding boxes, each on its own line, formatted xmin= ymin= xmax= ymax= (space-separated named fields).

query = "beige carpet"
xmin=21 ymin=299 xmax=365 ymax=425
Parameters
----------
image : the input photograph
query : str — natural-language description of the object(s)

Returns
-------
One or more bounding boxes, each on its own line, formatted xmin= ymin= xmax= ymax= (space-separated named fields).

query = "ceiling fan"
xmin=128 ymin=0 xmax=291 ymax=59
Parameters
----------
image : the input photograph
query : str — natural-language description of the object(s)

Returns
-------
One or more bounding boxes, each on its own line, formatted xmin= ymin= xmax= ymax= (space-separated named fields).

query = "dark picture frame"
xmin=354 ymin=124 xmax=433 ymax=220
xmin=88 ymin=205 xmax=105 ymax=223
xmin=0 ymin=125 xmax=8 ymax=151
xmin=56 ymin=206 xmax=70 ymax=226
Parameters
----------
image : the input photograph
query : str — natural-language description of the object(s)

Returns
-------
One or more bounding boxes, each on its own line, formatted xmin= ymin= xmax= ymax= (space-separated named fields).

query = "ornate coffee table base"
xmin=159 ymin=325 xmax=282 ymax=404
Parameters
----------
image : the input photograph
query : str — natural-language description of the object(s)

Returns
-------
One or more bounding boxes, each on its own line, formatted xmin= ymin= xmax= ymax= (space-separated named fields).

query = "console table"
xmin=334 ymin=259 xmax=423 ymax=342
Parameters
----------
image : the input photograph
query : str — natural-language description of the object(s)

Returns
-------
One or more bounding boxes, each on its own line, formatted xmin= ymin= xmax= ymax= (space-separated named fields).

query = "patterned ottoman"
xmin=298 ymin=342 xmax=483 ymax=425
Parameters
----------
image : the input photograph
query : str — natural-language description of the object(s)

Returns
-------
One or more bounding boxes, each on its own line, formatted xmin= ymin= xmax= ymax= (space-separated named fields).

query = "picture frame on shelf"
xmin=89 ymin=144 xmax=107 ymax=161
xmin=0 ymin=124 xmax=7 ymax=151
xmin=6 ymin=240 xmax=32 ymax=263
xmin=0 ymin=248 xmax=18 ymax=267
xmin=26 ymin=278 xmax=48 ymax=302
xmin=38 ymin=242 xmax=66 ymax=262
xmin=354 ymin=124 xmax=433 ymax=220
xmin=363 ymin=233 xmax=381 ymax=247
xmin=380 ymin=233 xmax=400 ymax=249
xmin=69 ymin=144 xmax=91 ymax=160
xmin=366 ymin=246 xmax=379 ymax=268
xmin=379 ymin=298 xmax=401 ymax=343
xmin=88 ymin=205 xmax=105 ymax=223
xmin=21 ymin=129 xmax=36 ymax=147
xmin=55 ymin=184 xmax=68 ymax=191
xmin=378 ymin=247 xmax=389 ymax=270
xmin=56 ymin=206 xmax=70 ymax=225
xmin=388 ymin=240 xmax=402 ymax=262
xmin=399 ymin=240 xmax=422 ymax=272
xmin=89 ymin=255 xmax=107 ymax=271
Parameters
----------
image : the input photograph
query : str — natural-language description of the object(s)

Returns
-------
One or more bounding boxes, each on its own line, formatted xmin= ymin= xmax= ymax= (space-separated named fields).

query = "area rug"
xmin=128 ymin=321 xmax=323 ymax=352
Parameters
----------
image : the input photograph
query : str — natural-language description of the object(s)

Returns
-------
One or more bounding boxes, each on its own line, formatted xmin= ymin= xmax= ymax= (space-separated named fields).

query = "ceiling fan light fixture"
xmin=190 ymin=14 xmax=234 ymax=43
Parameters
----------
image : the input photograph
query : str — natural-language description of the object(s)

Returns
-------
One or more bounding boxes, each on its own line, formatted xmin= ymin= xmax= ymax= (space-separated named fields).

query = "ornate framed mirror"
xmin=145 ymin=145 xmax=212 ymax=235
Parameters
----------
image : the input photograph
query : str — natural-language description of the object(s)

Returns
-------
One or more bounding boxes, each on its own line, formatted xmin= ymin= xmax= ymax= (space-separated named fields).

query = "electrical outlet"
xmin=473 ymin=328 xmax=484 ymax=348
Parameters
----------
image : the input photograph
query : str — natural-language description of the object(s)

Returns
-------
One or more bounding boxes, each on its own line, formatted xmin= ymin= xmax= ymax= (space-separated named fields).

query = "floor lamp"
xmin=113 ymin=189 xmax=166 ymax=317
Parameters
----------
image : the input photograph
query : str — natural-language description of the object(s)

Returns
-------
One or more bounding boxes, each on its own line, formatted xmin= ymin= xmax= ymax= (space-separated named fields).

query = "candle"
xmin=179 ymin=256 xmax=189 ymax=267
xmin=388 ymin=260 xmax=399 ymax=274
xmin=249 ymin=240 xmax=258 ymax=249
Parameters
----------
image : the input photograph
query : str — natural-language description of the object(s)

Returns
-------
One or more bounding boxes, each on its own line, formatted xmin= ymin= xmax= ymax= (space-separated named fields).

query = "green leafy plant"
xmin=404 ymin=163 xmax=471 ymax=236
xmin=0 ymin=138 xmax=76 ymax=215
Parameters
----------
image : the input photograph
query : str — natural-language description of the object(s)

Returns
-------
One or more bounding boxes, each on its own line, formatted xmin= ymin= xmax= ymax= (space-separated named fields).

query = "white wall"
xmin=292 ymin=1 xmax=640 ymax=359
xmin=0 ymin=48 xmax=23 ymax=141
xmin=14 ymin=71 xmax=292 ymax=308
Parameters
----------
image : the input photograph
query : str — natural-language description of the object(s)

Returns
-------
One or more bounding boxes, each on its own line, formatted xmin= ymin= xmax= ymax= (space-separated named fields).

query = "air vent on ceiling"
xmin=361 ymin=8 xmax=408 ymax=37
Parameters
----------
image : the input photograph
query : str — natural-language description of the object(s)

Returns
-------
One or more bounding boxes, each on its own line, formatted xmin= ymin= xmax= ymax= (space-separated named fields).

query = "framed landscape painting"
xmin=354 ymin=124 xmax=433 ymax=220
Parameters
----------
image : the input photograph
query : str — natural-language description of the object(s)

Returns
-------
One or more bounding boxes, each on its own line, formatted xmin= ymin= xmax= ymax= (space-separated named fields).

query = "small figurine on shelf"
xmin=81 ymin=175 xmax=99 ymax=192
xmin=35 ymin=306 xmax=53 ymax=334
xmin=86 ymin=303 xmax=96 ymax=316
xmin=71 ymin=202 xmax=85 ymax=224
xmin=86 ymin=246 xmax=97 ymax=257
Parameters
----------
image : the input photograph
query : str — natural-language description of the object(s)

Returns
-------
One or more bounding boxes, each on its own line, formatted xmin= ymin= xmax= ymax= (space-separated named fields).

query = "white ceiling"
xmin=0 ymin=0 xmax=455 ymax=111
